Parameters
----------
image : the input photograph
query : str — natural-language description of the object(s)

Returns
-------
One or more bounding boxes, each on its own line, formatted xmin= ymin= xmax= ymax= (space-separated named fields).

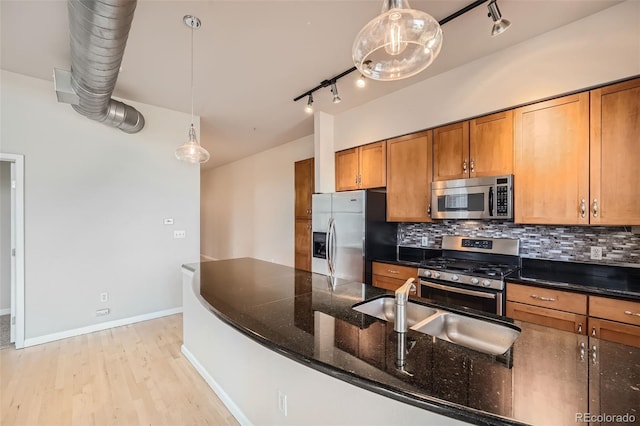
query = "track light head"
xmin=331 ymin=82 xmax=341 ymax=104
xmin=356 ymin=74 xmax=366 ymax=88
xmin=487 ymin=0 xmax=511 ymax=36
xmin=304 ymin=94 xmax=314 ymax=114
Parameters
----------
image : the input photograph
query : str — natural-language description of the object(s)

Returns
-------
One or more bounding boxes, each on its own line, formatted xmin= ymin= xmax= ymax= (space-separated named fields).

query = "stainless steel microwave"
xmin=431 ymin=175 xmax=513 ymax=220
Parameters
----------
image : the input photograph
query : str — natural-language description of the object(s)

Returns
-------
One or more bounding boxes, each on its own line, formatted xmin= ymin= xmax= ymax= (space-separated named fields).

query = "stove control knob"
xmin=433 ymin=272 xmax=441 ymax=279
xmin=482 ymin=279 xmax=492 ymax=287
xmin=470 ymin=278 xmax=479 ymax=285
xmin=424 ymin=270 xmax=431 ymax=277
xmin=451 ymin=274 xmax=459 ymax=281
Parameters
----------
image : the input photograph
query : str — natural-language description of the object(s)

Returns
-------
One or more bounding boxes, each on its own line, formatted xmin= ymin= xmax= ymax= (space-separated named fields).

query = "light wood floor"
xmin=0 ymin=314 xmax=239 ymax=426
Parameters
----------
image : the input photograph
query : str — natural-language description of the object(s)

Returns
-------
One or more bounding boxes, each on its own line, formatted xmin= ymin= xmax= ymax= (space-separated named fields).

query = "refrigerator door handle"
xmin=327 ymin=218 xmax=335 ymax=276
xmin=330 ymin=219 xmax=337 ymax=276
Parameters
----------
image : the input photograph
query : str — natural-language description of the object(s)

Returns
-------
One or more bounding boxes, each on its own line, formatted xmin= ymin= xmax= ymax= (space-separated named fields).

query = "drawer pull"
xmin=387 ymin=269 xmax=400 ymax=274
xmin=577 ymin=323 xmax=583 ymax=334
xmin=624 ymin=310 xmax=640 ymax=317
xmin=530 ymin=294 xmax=556 ymax=302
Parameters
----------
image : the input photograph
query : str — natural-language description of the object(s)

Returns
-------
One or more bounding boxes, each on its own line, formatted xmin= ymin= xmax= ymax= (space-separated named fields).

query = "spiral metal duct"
xmin=60 ymin=0 xmax=145 ymax=133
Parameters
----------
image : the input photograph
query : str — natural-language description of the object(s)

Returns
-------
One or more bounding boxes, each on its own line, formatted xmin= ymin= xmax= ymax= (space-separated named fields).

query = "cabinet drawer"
xmin=589 ymin=296 xmax=640 ymax=327
xmin=372 ymin=275 xmax=418 ymax=296
xmin=506 ymin=301 xmax=587 ymax=334
xmin=507 ymin=283 xmax=587 ymax=314
xmin=372 ymin=262 xmax=417 ymax=281
xmin=588 ymin=317 xmax=640 ymax=348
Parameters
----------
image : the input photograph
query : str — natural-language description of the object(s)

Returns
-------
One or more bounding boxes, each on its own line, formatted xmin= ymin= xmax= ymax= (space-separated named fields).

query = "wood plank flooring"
xmin=0 ymin=314 xmax=239 ymax=426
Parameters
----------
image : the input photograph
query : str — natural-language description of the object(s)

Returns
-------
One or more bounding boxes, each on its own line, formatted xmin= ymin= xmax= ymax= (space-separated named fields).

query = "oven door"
xmin=420 ymin=279 xmax=504 ymax=315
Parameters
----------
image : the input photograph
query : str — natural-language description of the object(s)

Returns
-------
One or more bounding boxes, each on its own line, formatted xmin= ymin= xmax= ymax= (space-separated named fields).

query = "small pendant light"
xmin=175 ymin=15 xmax=210 ymax=164
xmin=352 ymin=0 xmax=443 ymax=81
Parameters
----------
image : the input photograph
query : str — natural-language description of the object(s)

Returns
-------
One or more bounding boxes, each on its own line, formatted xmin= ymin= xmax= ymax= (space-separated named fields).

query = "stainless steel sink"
xmin=352 ymin=296 xmax=520 ymax=356
xmin=352 ymin=296 xmax=437 ymax=327
xmin=411 ymin=312 xmax=520 ymax=356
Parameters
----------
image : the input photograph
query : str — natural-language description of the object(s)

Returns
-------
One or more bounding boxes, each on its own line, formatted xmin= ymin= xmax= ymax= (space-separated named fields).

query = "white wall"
xmin=200 ymin=135 xmax=314 ymax=265
xmin=334 ymin=0 xmax=640 ymax=151
xmin=0 ymin=162 xmax=10 ymax=313
xmin=0 ymin=70 xmax=200 ymax=341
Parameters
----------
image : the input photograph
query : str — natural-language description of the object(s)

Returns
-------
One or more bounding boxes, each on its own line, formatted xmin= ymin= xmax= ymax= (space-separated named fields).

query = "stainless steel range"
xmin=418 ymin=236 xmax=520 ymax=315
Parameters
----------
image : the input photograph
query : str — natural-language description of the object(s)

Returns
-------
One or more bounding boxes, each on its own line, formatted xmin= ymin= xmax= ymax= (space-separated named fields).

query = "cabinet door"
xmin=469 ymin=110 xmax=513 ymax=178
xmin=433 ymin=121 xmax=469 ymax=181
xmin=335 ymin=148 xmax=359 ymax=191
xmin=294 ymin=219 xmax=312 ymax=271
xmin=386 ymin=131 xmax=433 ymax=222
xmin=588 ymin=318 xmax=640 ymax=348
xmin=507 ymin=301 xmax=587 ymax=335
xmin=590 ymin=77 xmax=640 ymax=225
xmin=359 ymin=141 xmax=386 ymax=189
xmin=294 ymin=158 xmax=314 ymax=219
xmin=514 ymin=93 xmax=590 ymax=224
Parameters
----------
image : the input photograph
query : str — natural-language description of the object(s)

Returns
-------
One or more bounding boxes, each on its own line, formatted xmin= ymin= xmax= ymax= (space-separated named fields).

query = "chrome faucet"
xmin=394 ymin=278 xmax=416 ymax=333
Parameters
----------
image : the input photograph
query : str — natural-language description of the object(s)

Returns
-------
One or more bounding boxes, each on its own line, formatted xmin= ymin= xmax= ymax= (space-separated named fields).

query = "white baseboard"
xmin=0 ymin=308 xmax=10 ymax=316
xmin=200 ymin=254 xmax=218 ymax=261
xmin=181 ymin=344 xmax=252 ymax=426
xmin=23 ymin=307 xmax=183 ymax=348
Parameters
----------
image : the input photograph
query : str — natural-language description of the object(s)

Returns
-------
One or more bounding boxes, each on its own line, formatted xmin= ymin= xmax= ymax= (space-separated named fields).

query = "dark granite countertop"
xmin=188 ymin=258 xmax=640 ymax=426
xmin=508 ymin=258 xmax=640 ymax=301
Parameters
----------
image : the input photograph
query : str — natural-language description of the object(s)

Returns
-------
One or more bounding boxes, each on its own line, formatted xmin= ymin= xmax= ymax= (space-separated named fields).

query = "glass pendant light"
xmin=175 ymin=15 xmax=210 ymax=164
xmin=352 ymin=0 xmax=443 ymax=81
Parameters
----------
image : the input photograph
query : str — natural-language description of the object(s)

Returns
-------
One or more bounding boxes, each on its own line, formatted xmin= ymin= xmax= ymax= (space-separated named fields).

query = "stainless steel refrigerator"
xmin=311 ymin=190 xmax=397 ymax=285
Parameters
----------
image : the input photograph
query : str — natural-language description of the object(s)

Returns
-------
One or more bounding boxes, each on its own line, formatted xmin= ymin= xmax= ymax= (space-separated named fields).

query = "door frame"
xmin=1 ymin=153 xmax=24 ymax=349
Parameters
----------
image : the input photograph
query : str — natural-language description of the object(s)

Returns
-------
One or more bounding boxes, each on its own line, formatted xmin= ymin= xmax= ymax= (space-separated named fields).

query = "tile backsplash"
xmin=398 ymin=221 xmax=640 ymax=267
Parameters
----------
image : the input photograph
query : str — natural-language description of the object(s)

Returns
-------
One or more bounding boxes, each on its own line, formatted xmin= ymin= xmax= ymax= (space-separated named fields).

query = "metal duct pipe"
xmin=62 ymin=0 xmax=144 ymax=133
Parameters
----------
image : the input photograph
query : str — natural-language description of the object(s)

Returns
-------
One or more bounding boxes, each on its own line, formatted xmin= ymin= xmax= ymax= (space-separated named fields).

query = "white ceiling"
xmin=0 ymin=0 xmax=621 ymax=169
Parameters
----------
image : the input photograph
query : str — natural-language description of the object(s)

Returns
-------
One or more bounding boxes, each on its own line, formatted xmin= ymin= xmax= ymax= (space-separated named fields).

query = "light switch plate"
xmin=164 ymin=218 xmax=174 ymax=225
xmin=421 ymin=236 xmax=428 ymax=247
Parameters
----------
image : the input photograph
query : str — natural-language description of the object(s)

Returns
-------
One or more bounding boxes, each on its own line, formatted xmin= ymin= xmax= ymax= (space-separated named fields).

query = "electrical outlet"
xmin=590 ymin=246 xmax=603 ymax=260
xmin=96 ymin=308 xmax=110 ymax=316
xmin=173 ymin=230 xmax=186 ymax=239
xmin=421 ymin=236 xmax=428 ymax=247
xmin=277 ymin=391 xmax=288 ymax=416
xmin=100 ymin=292 xmax=108 ymax=303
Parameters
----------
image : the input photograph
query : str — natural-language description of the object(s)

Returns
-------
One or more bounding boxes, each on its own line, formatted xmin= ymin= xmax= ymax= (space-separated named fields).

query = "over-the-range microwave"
xmin=431 ymin=175 xmax=513 ymax=220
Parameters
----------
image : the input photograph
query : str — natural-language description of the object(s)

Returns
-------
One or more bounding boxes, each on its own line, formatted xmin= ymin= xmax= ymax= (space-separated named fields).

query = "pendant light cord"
xmin=190 ymin=24 xmax=194 ymax=126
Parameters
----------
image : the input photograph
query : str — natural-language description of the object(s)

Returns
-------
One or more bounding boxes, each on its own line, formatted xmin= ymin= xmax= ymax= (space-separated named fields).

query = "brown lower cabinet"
xmin=371 ymin=262 xmax=418 ymax=295
xmin=507 ymin=282 xmax=640 ymax=348
xmin=294 ymin=219 xmax=312 ymax=271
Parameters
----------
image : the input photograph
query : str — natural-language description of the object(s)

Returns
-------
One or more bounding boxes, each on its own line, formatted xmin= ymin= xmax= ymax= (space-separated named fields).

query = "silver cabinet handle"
xmin=592 ymin=327 xmax=597 ymax=337
xmin=530 ymin=294 xmax=556 ymax=302
xmin=593 ymin=198 xmax=599 ymax=218
xmin=579 ymin=342 xmax=586 ymax=361
xmin=355 ymin=175 xmax=358 ymax=185
xmin=580 ymin=198 xmax=586 ymax=218
xmin=463 ymin=159 xmax=467 ymax=172
xmin=591 ymin=345 xmax=597 ymax=365
xmin=387 ymin=269 xmax=400 ymax=274
xmin=624 ymin=310 xmax=640 ymax=317
xmin=427 ymin=204 xmax=431 ymax=215
xmin=470 ymin=159 xmax=475 ymax=173
xmin=578 ymin=323 xmax=583 ymax=334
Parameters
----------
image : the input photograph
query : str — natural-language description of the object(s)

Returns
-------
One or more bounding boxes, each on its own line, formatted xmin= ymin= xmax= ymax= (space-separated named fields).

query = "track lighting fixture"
xmin=304 ymin=93 xmax=314 ymax=114
xmin=487 ymin=0 xmax=511 ymax=36
xmin=331 ymin=81 xmax=341 ymax=104
xmin=352 ymin=0 xmax=442 ymax=81
xmin=175 ymin=15 xmax=210 ymax=164
xmin=294 ymin=0 xmax=510 ymax=110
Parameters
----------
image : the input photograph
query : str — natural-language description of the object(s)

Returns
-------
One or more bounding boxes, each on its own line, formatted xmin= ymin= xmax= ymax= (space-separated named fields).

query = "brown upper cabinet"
xmin=590 ymin=77 xmax=640 ymax=225
xmin=335 ymin=141 xmax=386 ymax=191
xmin=433 ymin=111 xmax=513 ymax=182
xmin=515 ymin=76 xmax=640 ymax=225
xmin=294 ymin=158 xmax=314 ymax=220
xmin=514 ymin=93 xmax=590 ymax=225
xmin=386 ymin=131 xmax=433 ymax=222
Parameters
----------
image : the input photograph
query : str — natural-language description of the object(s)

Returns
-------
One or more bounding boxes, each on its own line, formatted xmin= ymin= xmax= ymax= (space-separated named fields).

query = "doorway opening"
xmin=0 ymin=153 xmax=24 ymax=349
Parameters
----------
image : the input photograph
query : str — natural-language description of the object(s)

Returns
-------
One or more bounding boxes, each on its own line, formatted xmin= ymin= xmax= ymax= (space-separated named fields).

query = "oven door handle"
xmin=420 ymin=280 xmax=496 ymax=299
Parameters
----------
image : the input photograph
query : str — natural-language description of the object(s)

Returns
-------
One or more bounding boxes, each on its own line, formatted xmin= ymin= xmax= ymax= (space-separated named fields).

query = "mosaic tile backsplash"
xmin=398 ymin=221 xmax=640 ymax=267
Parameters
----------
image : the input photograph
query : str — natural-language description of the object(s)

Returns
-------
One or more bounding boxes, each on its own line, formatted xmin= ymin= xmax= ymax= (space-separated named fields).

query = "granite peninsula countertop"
xmin=186 ymin=258 xmax=640 ymax=426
